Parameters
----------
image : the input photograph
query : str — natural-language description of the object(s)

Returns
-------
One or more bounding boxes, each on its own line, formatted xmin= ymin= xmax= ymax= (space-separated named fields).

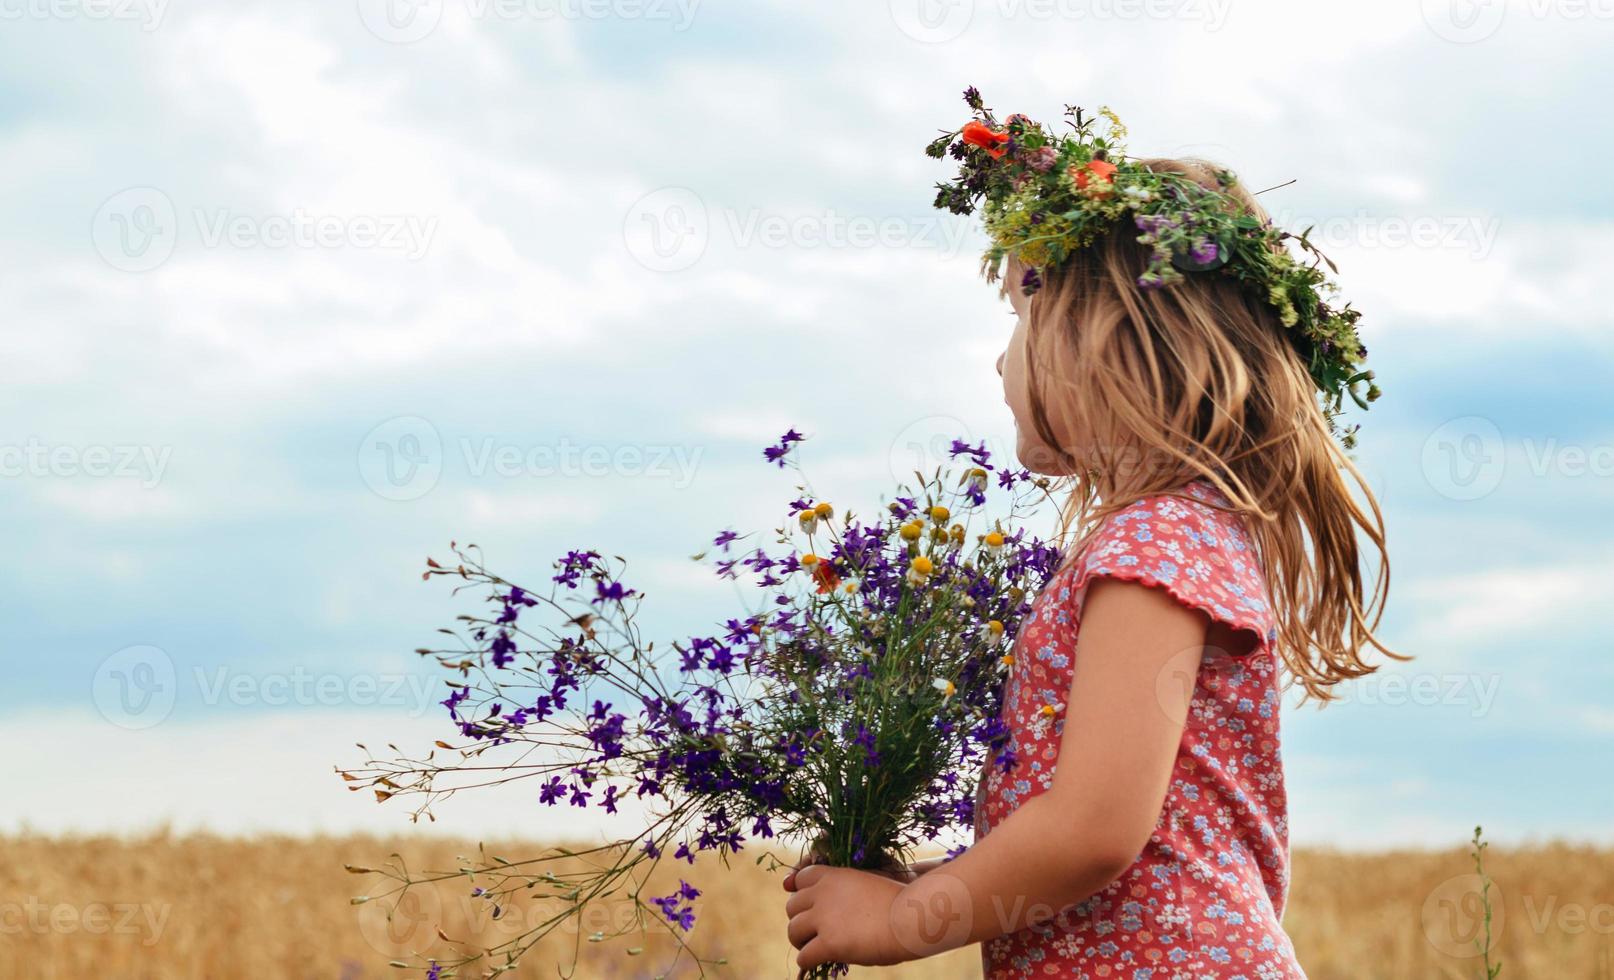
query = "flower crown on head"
xmin=927 ymin=86 xmax=1380 ymax=446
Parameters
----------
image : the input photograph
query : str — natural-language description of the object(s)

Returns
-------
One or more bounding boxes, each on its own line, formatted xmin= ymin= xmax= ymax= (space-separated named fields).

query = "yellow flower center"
xmin=929 ymin=506 xmax=950 ymax=523
xmin=800 ymin=553 xmax=820 ymax=566
xmin=984 ymin=531 xmax=1005 ymax=548
xmin=910 ymin=556 xmax=934 ymax=576
xmin=814 ymin=502 xmax=833 ymax=518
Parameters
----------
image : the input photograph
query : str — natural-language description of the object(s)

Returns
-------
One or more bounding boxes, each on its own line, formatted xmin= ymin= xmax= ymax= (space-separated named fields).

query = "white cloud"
xmin=1403 ymin=560 xmax=1608 ymax=650
xmin=0 ymin=709 xmax=650 ymax=840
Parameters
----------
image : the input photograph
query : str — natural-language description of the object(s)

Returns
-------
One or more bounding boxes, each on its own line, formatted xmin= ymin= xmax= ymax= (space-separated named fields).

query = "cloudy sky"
xmin=2 ymin=0 xmax=1610 ymax=848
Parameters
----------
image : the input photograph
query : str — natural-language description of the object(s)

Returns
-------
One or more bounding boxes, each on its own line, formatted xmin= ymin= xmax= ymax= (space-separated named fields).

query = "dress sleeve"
xmin=1069 ymin=490 xmax=1276 ymax=653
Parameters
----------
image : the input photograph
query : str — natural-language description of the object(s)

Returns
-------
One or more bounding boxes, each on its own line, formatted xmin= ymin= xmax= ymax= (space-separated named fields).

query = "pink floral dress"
xmin=975 ymin=481 xmax=1304 ymax=979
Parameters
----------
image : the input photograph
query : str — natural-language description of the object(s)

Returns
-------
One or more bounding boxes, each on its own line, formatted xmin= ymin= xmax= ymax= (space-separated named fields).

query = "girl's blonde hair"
xmin=1007 ymin=157 xmax=1399 ymax=699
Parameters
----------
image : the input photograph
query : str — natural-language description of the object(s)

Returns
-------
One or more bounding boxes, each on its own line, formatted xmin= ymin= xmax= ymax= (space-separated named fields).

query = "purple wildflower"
xmin=650 ymin=880 xmax=701 ymax=932
xmin=593 ymin=579 xmax=636 ymax=605
xmin=490 ymin=631 xmax=516 ymax=669
xmin=1023 ymin=146 xmax=1057 ymax=172
xmin=1189 ymin=236 xmax=1221 ymax=266
xmin=948 ymin=439 xmax=991 ymax=466
xmin=763 ymin=429 xmax=805 ymax=468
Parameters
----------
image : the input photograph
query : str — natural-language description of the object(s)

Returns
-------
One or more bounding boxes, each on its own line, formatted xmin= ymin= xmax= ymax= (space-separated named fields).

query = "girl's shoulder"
xmin=1086 ymin=480 xmax=1259 ymax=557
xmin=1069 ymin=481 xmax=1276 ymax=650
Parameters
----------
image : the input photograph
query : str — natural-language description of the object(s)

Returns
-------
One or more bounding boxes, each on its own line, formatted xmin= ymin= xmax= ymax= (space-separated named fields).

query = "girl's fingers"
xmin=783 ymin=887 xmax=815 ymax=918
xmin=795 ymin=935 xmax=832 ymax=969
xmin=786 ymin=851 xmax=823 ymax=892
xmin=793 ymin=863 xmax=828 ymax=889
xmin=785 ymin=909 xmax=817 ymax=950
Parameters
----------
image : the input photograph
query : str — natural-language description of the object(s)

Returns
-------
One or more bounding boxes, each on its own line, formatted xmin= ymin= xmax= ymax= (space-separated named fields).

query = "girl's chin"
xmin=1014 ymin=438 xmax=1076 ymax=478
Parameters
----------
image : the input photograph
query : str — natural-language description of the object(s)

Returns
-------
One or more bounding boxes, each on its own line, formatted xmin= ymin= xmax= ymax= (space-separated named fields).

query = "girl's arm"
xmin=783 ymin=577 xmax=1209 ymax=969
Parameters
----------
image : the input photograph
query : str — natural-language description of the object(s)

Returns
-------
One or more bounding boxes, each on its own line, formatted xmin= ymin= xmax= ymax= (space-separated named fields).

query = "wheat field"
xmin=1 ymin=832 xmax=1609 ymax=979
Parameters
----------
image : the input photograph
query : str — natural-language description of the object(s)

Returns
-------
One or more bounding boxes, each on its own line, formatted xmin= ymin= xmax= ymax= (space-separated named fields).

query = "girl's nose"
xmin=996 ymin=351 xmax=1005 ymax=377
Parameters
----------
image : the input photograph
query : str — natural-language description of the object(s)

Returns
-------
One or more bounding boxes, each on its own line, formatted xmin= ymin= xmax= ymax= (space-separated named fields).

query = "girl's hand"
xmin=781 ymin=855 xmax=942 ymax=889
xmin=782 ymin=864 xmax=908 ymax=968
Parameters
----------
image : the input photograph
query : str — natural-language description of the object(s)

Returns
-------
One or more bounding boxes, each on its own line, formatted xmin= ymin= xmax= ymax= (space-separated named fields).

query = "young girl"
xmin=783 ymin=92 xmax=1393 ymax=977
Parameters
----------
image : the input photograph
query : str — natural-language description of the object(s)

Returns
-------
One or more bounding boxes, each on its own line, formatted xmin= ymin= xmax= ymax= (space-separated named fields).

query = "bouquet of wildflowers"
xmin=342 ymin=433 xmax=1059 ymax=978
